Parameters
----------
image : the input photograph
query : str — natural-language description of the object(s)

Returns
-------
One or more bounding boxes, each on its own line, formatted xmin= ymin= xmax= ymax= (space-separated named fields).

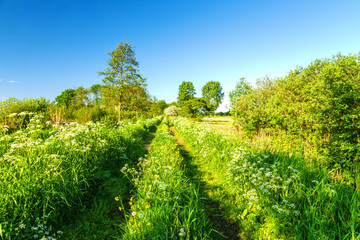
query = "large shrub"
xmin=231 ymin=53 xmax=360 ymax=183
xmin=0 ymin=97 xmax=50 ymax=126
xmin=164 ymin=105 xmax=181 ymax=116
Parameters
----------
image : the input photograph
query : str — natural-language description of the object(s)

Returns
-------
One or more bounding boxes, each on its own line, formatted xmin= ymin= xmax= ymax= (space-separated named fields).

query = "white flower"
xmin=138 ymin=213 xmax=143 ymax=218
xmin=179 ymin=228 xmax=186 ymax=237
xmin=132 ymin=211 xmax=136 ymax=216
xmin=19 ymin=223 xmax=26 ymax=229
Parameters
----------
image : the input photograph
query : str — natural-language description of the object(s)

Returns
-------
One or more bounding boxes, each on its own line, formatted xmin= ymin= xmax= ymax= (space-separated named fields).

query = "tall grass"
xmin=0 ymin=114 xmax=160 ymax=239
xmin=120 ymin=124 xmax=215 ymax=239
xmin=171 ymin=117 xmax=360 ymax=239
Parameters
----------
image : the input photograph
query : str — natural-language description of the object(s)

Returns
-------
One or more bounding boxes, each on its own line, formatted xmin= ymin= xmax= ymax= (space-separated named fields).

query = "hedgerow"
xmin=231 ymin=53 xmax=360 ymax=184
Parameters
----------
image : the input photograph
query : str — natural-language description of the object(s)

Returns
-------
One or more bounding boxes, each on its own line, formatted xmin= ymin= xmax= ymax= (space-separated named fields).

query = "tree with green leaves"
xmin=55 ymin=89 xmax=76 ymax=107
xmin=201 ymin=81 xmax=224 ymax=112
xmin=126 ymin=77 xmax=149 ymax=119
xmin=149 ymin=97 xmax=168 ymax=117
xmin=181 ymin=98 xmax=212 ymax=117
xmin=73 ymin=86 xmax=90 ymax=108
xmin=229 ymin=77 xmax=252 ymax=110
xmin=177 ymin=81 xmax=196 ymax=107
xmin=89 ymin=84 xmax=103 ymax=106
xmin=99 ymin=41 xmax=146 ymax=122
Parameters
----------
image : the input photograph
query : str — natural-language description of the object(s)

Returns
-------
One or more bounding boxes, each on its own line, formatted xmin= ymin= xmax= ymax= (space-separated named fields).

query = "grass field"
xmin=195 ymin=117 xmax=236 ymax=133
xmin=1 ymin=115 xmax=359 ymax=239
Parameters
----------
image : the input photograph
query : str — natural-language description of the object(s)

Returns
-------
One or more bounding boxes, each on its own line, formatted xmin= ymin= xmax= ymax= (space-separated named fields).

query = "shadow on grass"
xmin=176 ymin=140 xmax=242 ymax=240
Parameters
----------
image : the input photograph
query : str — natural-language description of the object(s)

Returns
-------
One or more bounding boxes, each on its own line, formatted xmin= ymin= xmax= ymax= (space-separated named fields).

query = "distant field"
xmin=196 ymin=116 xmax=236 ymax=133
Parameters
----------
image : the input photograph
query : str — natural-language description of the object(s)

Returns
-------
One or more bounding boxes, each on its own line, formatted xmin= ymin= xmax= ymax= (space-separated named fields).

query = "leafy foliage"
xmin=201 ymin=81 xmax=224 ymax=111
xmin=55 ymin=89 xmax=76 ymax=107
xmin=99 ymin=41 xmax=147 ymax=122
xmin=229 ymin=77 xmax=252 ymax=110
xmin=177 ymin=81 xmax=196 ymax=107
xmin=180 ymin=98 xmax=213 ymax=118
xmin=231 ymin=54 xmax=360 ymax=183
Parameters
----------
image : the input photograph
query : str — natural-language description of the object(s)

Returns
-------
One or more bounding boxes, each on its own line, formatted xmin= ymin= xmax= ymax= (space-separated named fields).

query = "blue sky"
xmin=1 ymin=0 xmax=360 ymax=111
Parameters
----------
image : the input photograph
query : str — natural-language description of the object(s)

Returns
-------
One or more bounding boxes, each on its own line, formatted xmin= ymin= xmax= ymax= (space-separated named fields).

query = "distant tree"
xmin=169 ymin=101 xmax=178 ymax=106
xmin=73 ymin=86 xmax=90 ymax=108
xmin=201 ymin=81 xmax=224 ymax=112
xmin=181 ymin=98 xmax=212 ymax=117
xmin=126 ymin=77 xmax=149 ymax=118
xmin=150 ymin=98 xmax=168 ymax=117
xmin=177 ymin=81 xmax=196 ymax=107
xmin=99 ymin=41 xmax=146 ymax=122
xmin=89 ymin=84 xmax=103 ymax=106
xmin=229 ymin=77 xmax=252 ymax=109
xmin=55 ymin=89 xmax=76 ymax=107
xmin=156 ymin=100 xmax=168 ymax=112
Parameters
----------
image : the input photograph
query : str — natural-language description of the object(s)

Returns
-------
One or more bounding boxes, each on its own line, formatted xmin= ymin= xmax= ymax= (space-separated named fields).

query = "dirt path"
xmin=171 ymin=127 xmax=242 ymax=239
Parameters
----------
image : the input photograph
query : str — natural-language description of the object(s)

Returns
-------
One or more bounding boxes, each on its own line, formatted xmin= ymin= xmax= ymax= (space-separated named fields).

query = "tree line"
xmin=0 ymin=40 xmax=227 ymax=130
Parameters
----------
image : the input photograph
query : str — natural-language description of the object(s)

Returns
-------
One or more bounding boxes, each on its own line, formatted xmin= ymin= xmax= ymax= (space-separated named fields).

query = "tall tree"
xmin=201 ymin=81 xmax=224 ymax=112
xmin=181 ymin=98 xmax=212 ymax=117
xmin=73 ymin=86 xmax=89 ymax=108
xmin=55 ymin=89 xmax=76 ymax=107
xmin=149 ymin=98 xmax=168 ymax=117
xmin=229 ymin=77 xmax=252 ymax=109
xmin=126 ymin=76 xmax=149 ymax=119
xmin=177 ymin=81 xmax=196 ymax=107
xmin=98 ymin=41 xmax=145 ymax=122
xmin=89 ymin=84 xmax=103 ymax=106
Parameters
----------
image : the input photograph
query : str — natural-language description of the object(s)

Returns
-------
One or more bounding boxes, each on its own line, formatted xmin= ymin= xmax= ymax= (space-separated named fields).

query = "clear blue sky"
xmin=1 ymin=0 xmax=360 ymax=111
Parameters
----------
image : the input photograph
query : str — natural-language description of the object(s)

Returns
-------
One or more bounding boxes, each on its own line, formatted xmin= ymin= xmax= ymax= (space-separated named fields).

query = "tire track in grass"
xmin=171 ymin=127 xmax=242 ymax=240
xmin=60 ymin=121 xmax=159 ymax=240
xmin=120 ymin=124 xmax=216 ymax=239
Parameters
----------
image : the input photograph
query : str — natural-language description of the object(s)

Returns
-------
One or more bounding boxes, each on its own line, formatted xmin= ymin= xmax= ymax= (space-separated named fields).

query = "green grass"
xmin=2 ymin=115 xmax=359 ymax=239
xmin=0 ymin=115 xmax=160 ymax=239
xmin=172 ymin=117 xmax=360 ymax=239
xmin=120 ymin=124 xmax=216 ymax=239
xmin=195 ymin=116 xmax=236 ymax=133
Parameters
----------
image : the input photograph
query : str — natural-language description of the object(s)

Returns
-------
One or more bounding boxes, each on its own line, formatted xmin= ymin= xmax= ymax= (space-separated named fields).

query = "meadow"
xmin=0 ymin=114 xmax=359 ymax=239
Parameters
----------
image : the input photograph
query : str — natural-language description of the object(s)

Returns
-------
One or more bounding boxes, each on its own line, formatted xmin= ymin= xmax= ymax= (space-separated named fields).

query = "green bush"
xmin=171 ymin=117 xmax=360 ymax=239
xmin=231 ymin=53 xmax=360 ymax=183
xmin=0 ymin=97 xmax=50 ymax=129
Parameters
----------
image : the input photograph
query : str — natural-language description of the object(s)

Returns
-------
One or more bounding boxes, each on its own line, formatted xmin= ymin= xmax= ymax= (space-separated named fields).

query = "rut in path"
xmin=172 ymin=129 xmax=242 ymax=240
xmin=59 ymin=130 xmax=157 ymax=239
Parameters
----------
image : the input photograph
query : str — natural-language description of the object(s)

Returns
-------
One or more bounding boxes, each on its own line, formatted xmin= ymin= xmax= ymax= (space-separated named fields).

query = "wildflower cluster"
xmin=0 ymin=214 xmax=63 ymax=240
xmin=171 ymin=117 xmax=359 ymax=239
xmin=227 ymin=147 xmax=301 ymax=217
xmin=0 ymin=115 xmax=160 ymax=239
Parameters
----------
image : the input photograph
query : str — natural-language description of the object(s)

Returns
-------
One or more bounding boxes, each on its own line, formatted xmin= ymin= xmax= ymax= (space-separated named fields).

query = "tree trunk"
xmin=118 ymin=101 xmax=122 ymax=122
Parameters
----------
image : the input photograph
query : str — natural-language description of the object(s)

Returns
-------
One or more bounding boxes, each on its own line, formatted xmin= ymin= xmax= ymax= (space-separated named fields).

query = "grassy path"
xmin=60 ymin=131 xmax=156 ymax=239
xmin=172 ymin=128 xmax=242 ymax=239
